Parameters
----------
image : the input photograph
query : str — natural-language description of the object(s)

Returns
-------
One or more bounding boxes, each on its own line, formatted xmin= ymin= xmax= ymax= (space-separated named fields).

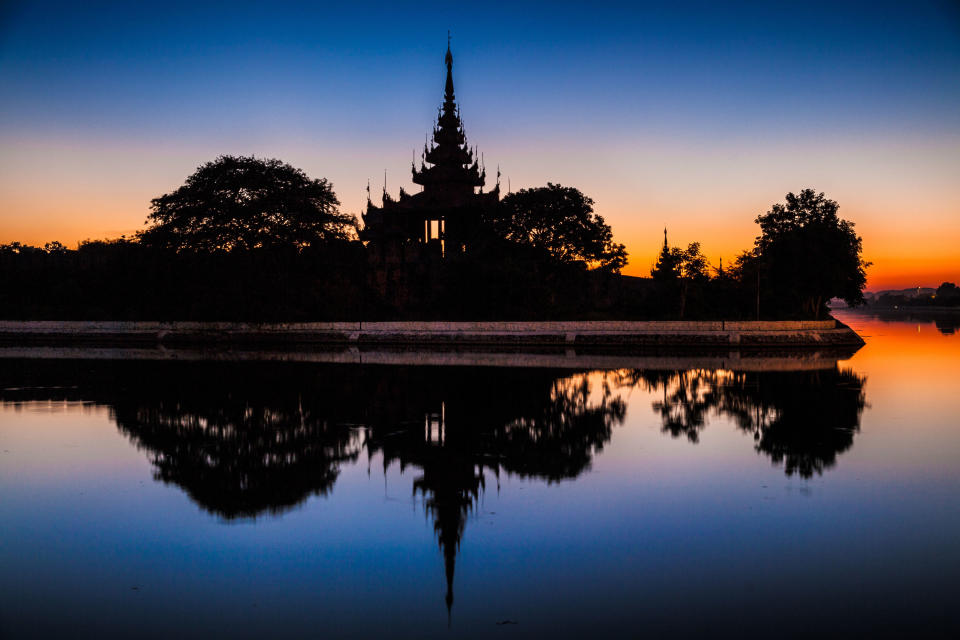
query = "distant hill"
xmin=864 ymin=287 xmax=936 ymax=301
xmin=859 ymin=283 xmax=960 ymax=310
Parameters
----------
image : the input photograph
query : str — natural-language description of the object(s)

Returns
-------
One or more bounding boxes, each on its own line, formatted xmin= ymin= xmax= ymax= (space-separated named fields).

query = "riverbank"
xmin=0 ymin=319 xmax=863 ymax=348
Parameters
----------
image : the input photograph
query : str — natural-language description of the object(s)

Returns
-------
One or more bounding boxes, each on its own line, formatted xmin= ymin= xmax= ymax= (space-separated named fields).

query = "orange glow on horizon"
xmin=1 ymin=135 xmax=957 ymax=291
xmin=3 ymin=195 xmax=957 ymax=292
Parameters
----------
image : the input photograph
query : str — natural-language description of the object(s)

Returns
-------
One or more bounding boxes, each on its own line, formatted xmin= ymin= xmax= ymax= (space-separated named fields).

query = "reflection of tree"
xmin=622 ymin=366 xmax=867 ymax=478
xmin=111 ymin=369 xmax=361 ymax=519
xmin=0 ymin=360 xmax=361 ymax=519
xmin=630 ymin=369 xmax=721 ymax=442
xmin=934 ymin=316 xmax=958 ymax=335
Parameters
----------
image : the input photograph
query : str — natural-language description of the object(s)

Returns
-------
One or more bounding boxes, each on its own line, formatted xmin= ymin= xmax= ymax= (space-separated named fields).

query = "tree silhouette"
xmin=753 ymin=189 xmax=869 ymax=318
xmin=651 ymin=232 xmax=712 ymax=318
xmin=936 ymin=282 xmax=959 ymax=303
xmin=492 ymin=183 xmax=628 ymax=271
xmin=139 ymin=155 xmax=357 ymax=252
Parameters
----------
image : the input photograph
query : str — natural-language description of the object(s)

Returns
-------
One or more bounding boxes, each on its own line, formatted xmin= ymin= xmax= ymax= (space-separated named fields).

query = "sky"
xmin=1 ymin=0 xmax=958 ymax=290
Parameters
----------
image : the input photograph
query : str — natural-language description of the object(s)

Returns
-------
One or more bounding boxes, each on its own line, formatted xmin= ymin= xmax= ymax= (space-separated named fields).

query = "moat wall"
xmin=0 ymin=319 xmax=863 ymax=348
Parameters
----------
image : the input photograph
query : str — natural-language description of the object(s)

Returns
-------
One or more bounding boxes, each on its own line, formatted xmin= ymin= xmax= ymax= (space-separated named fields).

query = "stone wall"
xmin=0 ymin=318 xmax=861 ymax=348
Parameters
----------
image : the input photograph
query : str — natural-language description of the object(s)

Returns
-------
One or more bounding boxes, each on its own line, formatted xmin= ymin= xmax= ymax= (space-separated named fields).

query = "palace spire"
xmin=412 ymin=36 xmax=486 ymax=193
xmin=361 ymin=36 xmax=500 ymax=278
xmin=444 ymin=34 xmax=455 ymax=105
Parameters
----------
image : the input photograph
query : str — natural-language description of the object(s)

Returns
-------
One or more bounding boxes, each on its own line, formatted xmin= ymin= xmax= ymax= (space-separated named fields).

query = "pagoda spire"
xmin=411 ymin=36 xmax=485 ymax=193
xmin=445 ymin=31 xmax=454 ymax=103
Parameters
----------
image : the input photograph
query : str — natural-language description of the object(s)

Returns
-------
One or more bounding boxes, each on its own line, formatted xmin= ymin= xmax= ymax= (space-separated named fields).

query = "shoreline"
xmin=0 ymin=319 xmax=863 ymax=349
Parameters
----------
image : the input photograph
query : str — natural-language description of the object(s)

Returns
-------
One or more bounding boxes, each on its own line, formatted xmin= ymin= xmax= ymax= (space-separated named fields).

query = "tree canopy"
xmin=936 ymin=282 xmax=959 ymax=300
xmin=650 ymin=236 xmax=712 ymax=318
xmin=753 ymin=189 xmax=869 ymax=317
xmin=651 ymin=237 xmax=710 ymax=282
xmin=492 ymin=183 xmax=628 ymax=272
xmin=139 ymin=155 xmax=356 ymax=252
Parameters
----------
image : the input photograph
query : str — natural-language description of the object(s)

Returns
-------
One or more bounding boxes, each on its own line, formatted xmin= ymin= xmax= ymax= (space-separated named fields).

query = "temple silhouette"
xmin=361 ymin=39 xmax=499 ymax=303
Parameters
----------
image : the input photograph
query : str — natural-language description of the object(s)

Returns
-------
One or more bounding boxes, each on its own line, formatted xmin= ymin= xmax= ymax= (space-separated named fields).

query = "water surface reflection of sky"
xmin=0 ymin=311 xmax=958 ymax=637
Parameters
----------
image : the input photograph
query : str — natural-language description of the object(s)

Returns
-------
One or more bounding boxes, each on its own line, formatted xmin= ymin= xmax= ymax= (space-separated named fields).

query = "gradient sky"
xmin=1 ymin=0 xmax=958 ymax=289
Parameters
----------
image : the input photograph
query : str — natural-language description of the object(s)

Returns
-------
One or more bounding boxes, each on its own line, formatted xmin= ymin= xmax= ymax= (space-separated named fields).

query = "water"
xmin=1 ymin=310 xmax=958 ymax=638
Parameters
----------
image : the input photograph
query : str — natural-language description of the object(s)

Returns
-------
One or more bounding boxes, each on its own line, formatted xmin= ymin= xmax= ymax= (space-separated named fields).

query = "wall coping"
xmin=0 ymin=319 xmax=837 ymax=333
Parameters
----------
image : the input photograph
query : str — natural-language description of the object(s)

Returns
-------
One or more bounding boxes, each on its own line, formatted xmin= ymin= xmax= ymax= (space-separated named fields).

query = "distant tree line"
xmin=870 ymin=282 xmax=960 ymax=309
xmin=1 ymin=155 xmax=869 ymax=320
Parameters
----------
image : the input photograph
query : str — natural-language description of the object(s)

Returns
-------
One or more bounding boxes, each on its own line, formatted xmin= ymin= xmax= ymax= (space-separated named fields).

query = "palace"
xmin=361 ymin=40 xmax=499 ymax=298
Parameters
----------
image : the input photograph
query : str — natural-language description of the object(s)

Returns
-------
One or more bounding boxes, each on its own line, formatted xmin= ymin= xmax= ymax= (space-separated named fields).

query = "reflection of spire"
xmin=443 ymin=509 xmax=457 ymax=619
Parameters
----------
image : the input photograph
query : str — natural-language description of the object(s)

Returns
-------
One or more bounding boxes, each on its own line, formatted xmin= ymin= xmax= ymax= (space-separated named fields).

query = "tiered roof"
xmin=411 ymin=42 xmax=486 ymax=193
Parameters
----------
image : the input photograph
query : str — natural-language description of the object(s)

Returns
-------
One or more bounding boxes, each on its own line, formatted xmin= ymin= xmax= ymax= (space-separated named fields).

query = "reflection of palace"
xmin=0 ymin=357 xmax=866 ymax=613
xmin=359 ymin=367 xmax=624 ymax=614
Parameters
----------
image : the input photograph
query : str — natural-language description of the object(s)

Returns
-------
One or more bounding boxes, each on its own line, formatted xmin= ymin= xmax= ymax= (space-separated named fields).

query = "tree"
xmin=139 ymin=155 xmax=356 ymax=252
xmin=492 ymin=183 xmax=628 ymax=272
xmin=679 ymin=242 xmax=710 ymax=281
xmin=754 ymin=189 xmax=869 ymax=318
xmin=651 ymin=232 xmax=711 ymax=318
xmin=43 ymin=241 xmax=68 ymax=254
xmin=936 ymin=282 xmax=959 ymax=300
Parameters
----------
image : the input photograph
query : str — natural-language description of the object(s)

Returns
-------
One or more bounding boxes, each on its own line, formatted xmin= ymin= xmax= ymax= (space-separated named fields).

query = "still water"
xmin=1 ymin=311 xmax=958 ymax=638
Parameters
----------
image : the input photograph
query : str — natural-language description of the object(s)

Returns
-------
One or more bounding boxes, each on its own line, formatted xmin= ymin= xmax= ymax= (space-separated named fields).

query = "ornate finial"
xmin=366 ymin=178 xmax=371 ymax=204
xmin=663 ymin=227 xmax=668 ymax=249
xmin=444 ymin=35 xmax=455 ymax=101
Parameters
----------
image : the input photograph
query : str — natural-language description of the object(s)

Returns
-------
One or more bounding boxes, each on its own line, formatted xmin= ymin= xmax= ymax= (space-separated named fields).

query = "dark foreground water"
xmin=1 ymin=310 xmax=958 ymax=638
